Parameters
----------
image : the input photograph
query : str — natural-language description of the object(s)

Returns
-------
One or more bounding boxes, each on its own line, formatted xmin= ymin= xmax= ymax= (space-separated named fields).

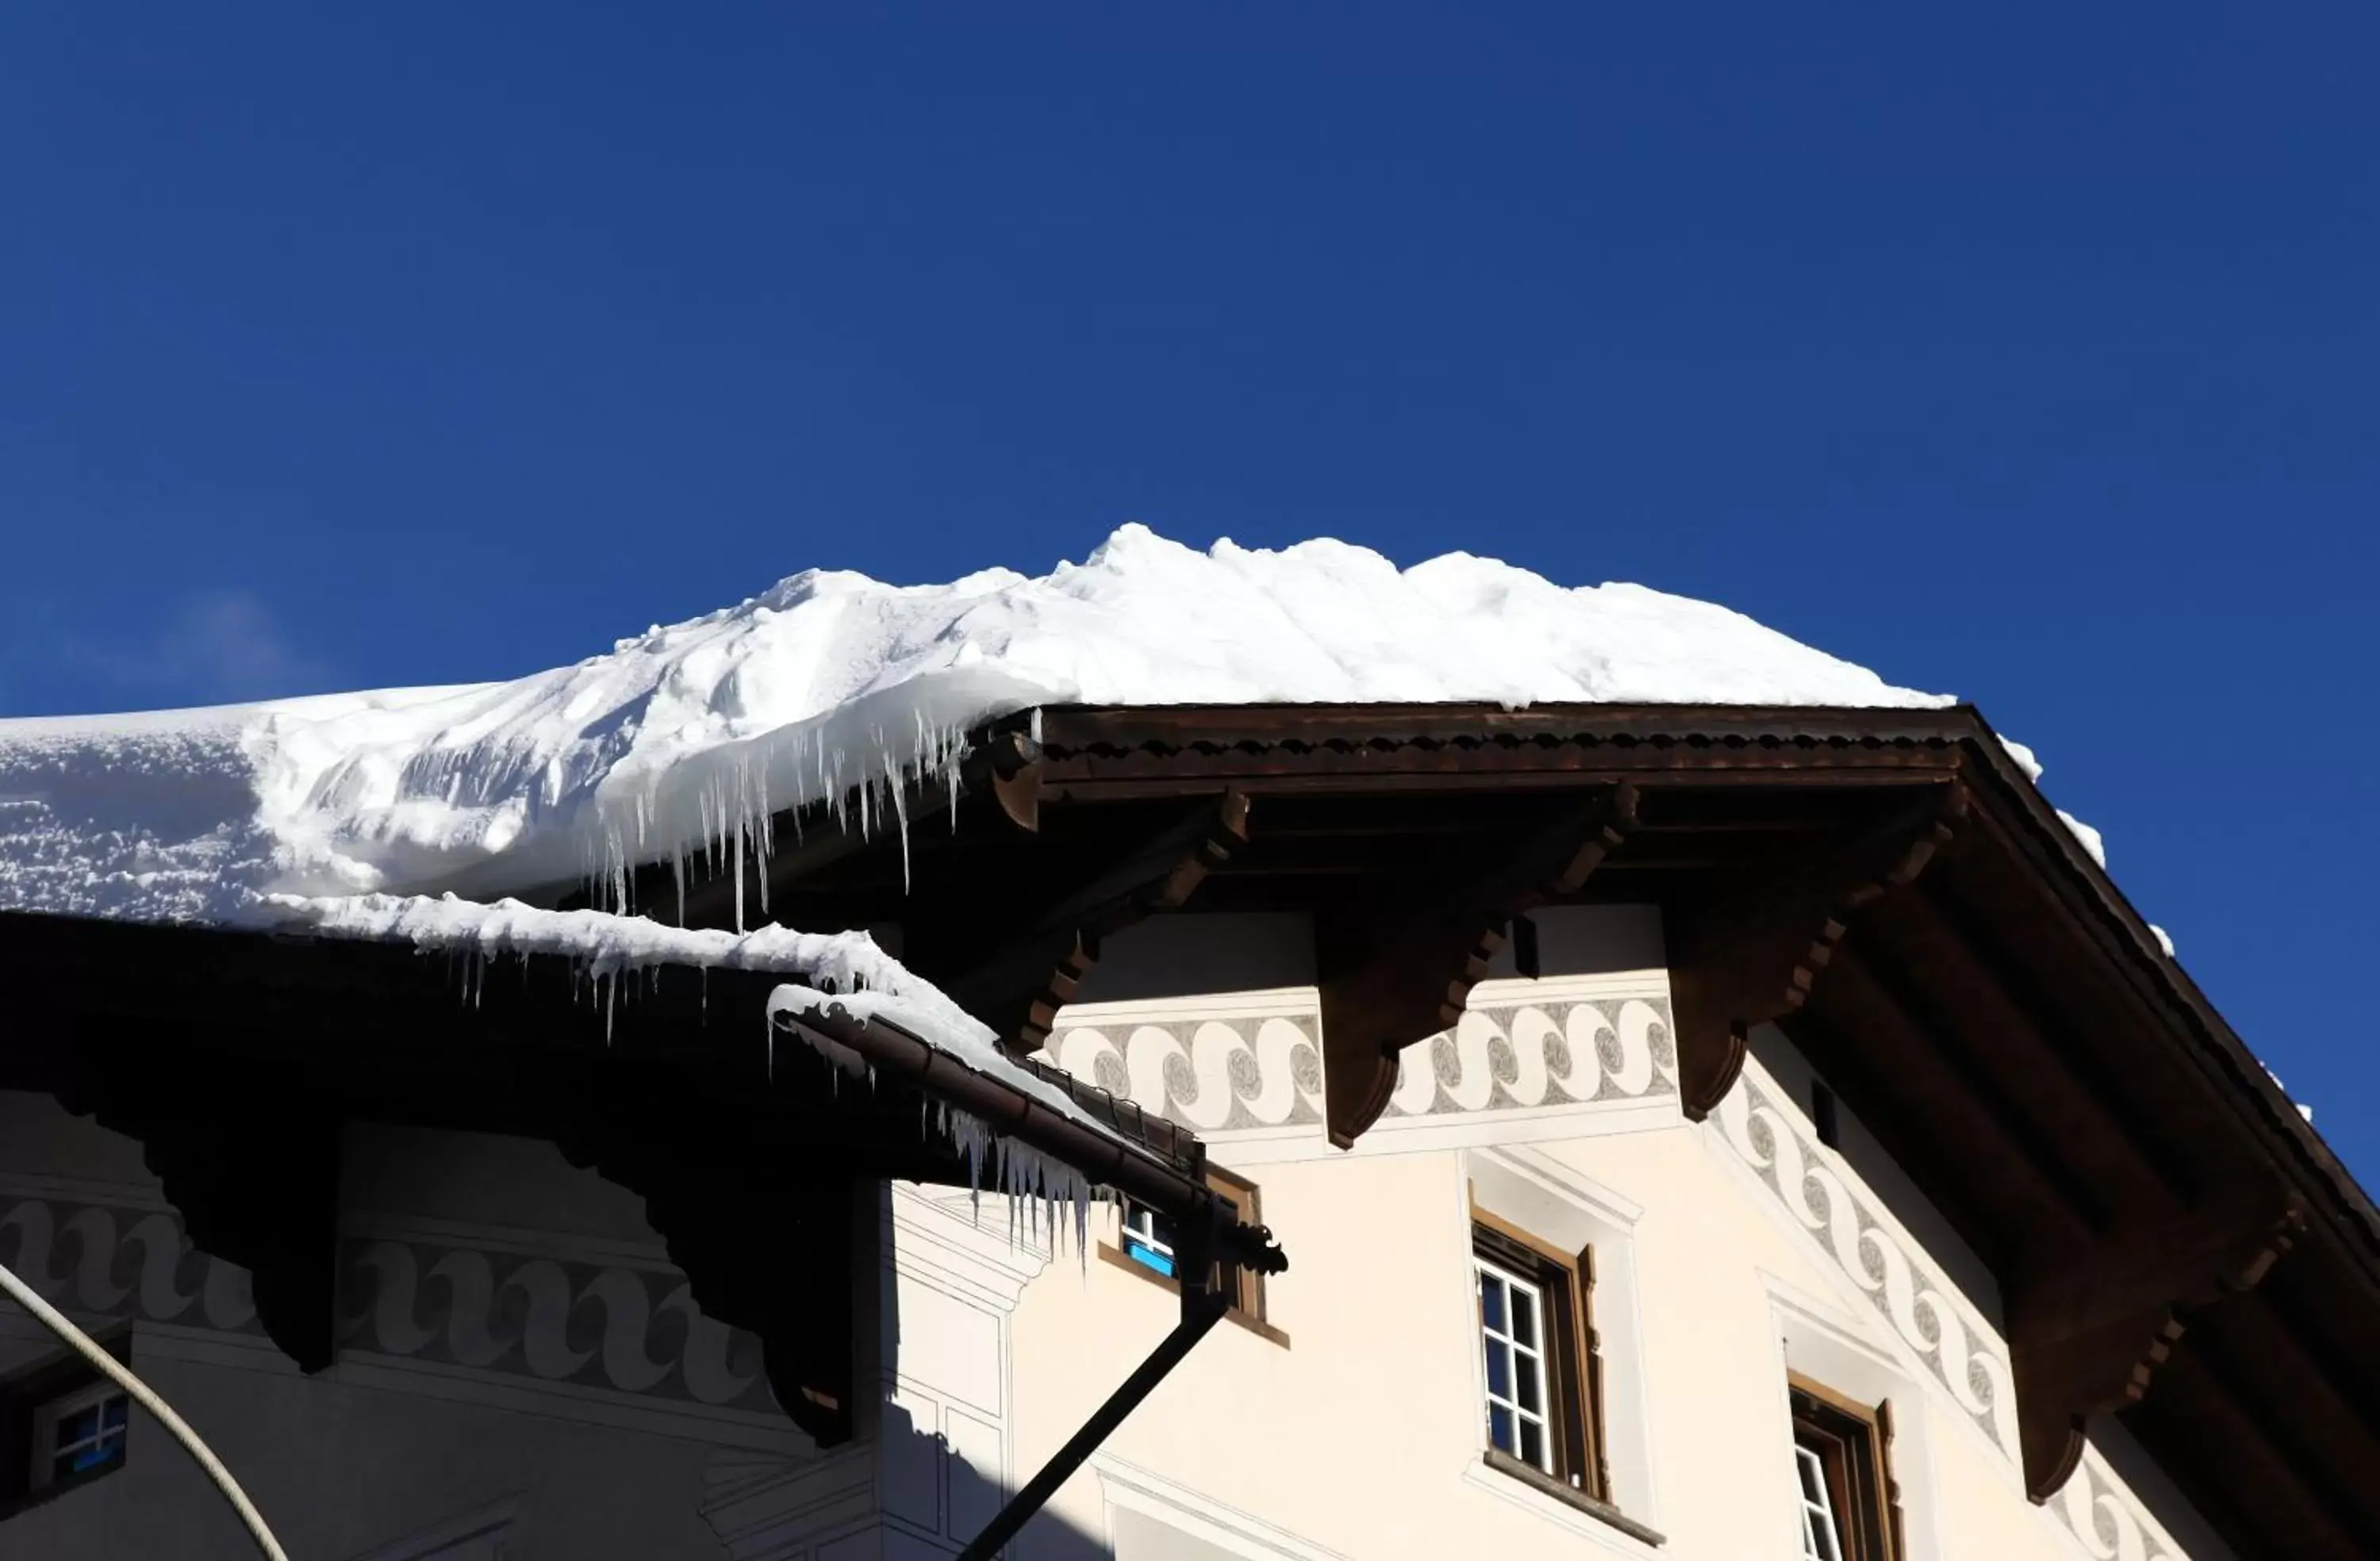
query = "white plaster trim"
xmin=339 ymin=1210 xmax=674 ymax=1270
xmin=1213 ymin=1099 xmax=1681 ymax=1165
xmin=1052 ymin=986 xmax=1322 ymax=1029
xmin=889 ymin=1182 xmax=1058 ymax=1309
xmin=1455 ymin=1456 xmax=1663 ymax=1557
xmin=332 ymin=1351 xmax=810 ymax=1453
xmin=1761 ymin=1271 xmax=1951 ymax=1561
xmin=1093 ymin=1454 xmax=1353 ymax=1561
xmin=342 ymin=1498 xmax=521 ymax=1561
xmin=1456 ymin=1149 xmax=1667 ymax=1542
xmin=1467 ymin=1143 xmax=1646 ymax=1229
xmin=1718 ymin=1072 xmax=2209 ymax=1556
xmin=1702 ymin=1055 xmax=2023 ymax=1466
xmin=0 ymin=1170 xmax=172 ymax=1212
xmin=2045 ymin=1443 xmax=2198 ymax=1561
xmin=1467 ymin=970 xmax=1675 ymax=1006
xmin=699 ymin=1444 xmax=877 ymax=1561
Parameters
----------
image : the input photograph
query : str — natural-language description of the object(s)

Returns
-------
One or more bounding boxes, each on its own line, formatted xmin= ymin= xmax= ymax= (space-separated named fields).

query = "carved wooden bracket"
xmin=1317 ymin=788 xmax=1637 ymax=1149
xmin=948 ymin=790 xmax=1251 ymax=1057
xmin=580 ymin=1129 xmax=862 ymax=1448
xmin=1317 ymin=911 xmax=1506 ymax=1149
xmin=984 ymin=728 xmax=1044 ymax=834
xmin=1667 ymin=784 xmax=1967 ymax=1120
xmin=2007 ymin=1187 xmax=2303 ymax=1501
xmin=60 ymin=1065 xmax=341 ymax=1374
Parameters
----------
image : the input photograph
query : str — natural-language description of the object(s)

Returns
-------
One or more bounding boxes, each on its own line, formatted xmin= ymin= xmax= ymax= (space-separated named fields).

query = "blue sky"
xmin=3 ymin=7 xmax=2374 ymax=1171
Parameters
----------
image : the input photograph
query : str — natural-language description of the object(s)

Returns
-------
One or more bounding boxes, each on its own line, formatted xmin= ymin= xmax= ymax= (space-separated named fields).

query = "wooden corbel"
xmin=1667 ymin=783 xmax=1966 ymax=1120
xmin=61 ymin=1062 xmax=341 ymax=1374
xmin=983 ymin=728 xmax=1043 ymax=834
xmin=579 ymin=1126 xmax=863 ymax=1448
xmin=946 ymin=791 xmax=1251 ymax=1057
xmin=1317 ymin=788 xmax=1637 ymax=1149
xmin=2007 ymin=1187 xmax=2303 ymax=1501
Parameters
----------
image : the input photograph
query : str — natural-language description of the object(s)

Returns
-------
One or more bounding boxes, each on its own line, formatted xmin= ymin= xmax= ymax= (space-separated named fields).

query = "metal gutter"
xmin=774 ymin=999 xmax=1288 ymax=1275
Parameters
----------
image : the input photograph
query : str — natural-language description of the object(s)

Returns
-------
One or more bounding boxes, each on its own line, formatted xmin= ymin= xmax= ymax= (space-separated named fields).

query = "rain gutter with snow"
xmin=772 ymin=999 xmax=1288 ymax=1558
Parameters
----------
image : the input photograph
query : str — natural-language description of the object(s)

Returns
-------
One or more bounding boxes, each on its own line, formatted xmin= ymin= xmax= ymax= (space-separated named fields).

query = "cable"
xmin=0 ymin=1259 xmax=290 ymax=1560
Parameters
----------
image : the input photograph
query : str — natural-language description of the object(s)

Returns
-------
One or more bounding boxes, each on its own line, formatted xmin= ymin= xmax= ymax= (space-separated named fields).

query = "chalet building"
xmin=1 ymin=700 xmax=2371 ymax=1560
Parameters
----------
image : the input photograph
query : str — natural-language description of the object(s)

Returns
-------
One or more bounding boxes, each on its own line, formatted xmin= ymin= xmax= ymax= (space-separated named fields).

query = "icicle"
xmin=731 ymin=815 xmax=746 ymax=934
xmin=888 ymin=744 xmax=913 ymax=893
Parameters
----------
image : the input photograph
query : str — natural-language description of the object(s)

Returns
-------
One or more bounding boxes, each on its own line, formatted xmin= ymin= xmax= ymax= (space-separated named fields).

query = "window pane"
xmin=1796 ymin=1444 xmax=1843 ymax=1561
xmin=1480 ymin=1271 xmax=1507 ymax=1333
xmin=60 ymin=1405 xmax=98 ymax=1443
xmin=1125 ymin=1239 xmax=1176 ymax=1278
xmin=102 ymin=1397 xmax=129 ymax=1431
xmin=1515 ymin=1356 xmax=1541 ymax=1413
xmin=1488 ymin=1405 xmax=1515 ymax=1456
xmin=1484 ymin=1340 xmax=1511 ymax=1399
xmin=66 ymin=1441 xmax=121 ymax=1475
xmin=1797 ymin=1443 xmax=1825 ymax=1502
xmin=1511 ymin=1288 xmax=1537 ymax=1348
xmin=1518 ymin=1418 xmax=1545 ymax=1471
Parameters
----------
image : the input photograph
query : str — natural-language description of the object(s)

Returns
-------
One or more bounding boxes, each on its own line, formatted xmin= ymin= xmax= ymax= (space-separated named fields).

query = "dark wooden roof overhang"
xmin=0 ymin=910 xmax=1250 ymax=1449
xmin=619 ymin=700 xmax=2378 ymax=1558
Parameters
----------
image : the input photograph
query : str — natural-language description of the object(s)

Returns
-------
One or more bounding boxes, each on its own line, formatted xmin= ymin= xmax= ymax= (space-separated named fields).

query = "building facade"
xmin=1 ymin=904 xmax=2221 ymax=1560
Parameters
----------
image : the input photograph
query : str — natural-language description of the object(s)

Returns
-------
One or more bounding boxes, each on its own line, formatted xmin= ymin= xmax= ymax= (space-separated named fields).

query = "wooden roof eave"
xmin=0 ymin=909 xmax=1241 ymax=1447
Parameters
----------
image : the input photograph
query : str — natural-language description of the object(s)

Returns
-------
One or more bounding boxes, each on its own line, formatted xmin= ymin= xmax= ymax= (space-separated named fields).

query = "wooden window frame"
xmin=1101 ymin=1165 xmax=1288 ymax=1346
xmin=1788 ymin=1372 xmax=1905 ymax=1561
xmin=1471 ymin=1204 xmax=1611 ymax=1505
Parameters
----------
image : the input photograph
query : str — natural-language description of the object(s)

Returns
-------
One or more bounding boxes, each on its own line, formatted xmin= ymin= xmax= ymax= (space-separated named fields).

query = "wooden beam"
xmin=1667 ymin=784 xmax=1964 ymax=1120
xmin=1317 ymin=788 xmax=1637 ymax=1148
xmin=61 ymin=1065 xmax=342 ymax=1374
xmin=2008 ymin=1187 xmax=2303 ymax=1501
xmin=982 ymin=727 xmax=1045 ymax=833
xmin=2134 ymin=1340 xmax=2380 ymax=1559
xmin=1897 ymin=882 xmax=2204 ymax=1206
xmin=943 ymin=791 xmax=1251 ymax=1056
xmin=574 ymin=1122 xmax=865 ymax=1448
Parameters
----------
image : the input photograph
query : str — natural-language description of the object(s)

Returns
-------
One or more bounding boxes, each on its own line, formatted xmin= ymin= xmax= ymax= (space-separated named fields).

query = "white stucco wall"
xmin=0 ymin=1095 xmax=811 ymax=1560
xmin=0 ymin=901 xmax=2236 ymax=1560
xmin=1008 ymin=906 xmax=2228 ymax=1561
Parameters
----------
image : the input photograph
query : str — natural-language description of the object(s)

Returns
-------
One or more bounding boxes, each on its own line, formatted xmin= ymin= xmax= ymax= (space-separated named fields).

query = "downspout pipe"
xmin=774 ymin=1001 xmax=1288 ymax=1557
xmin=955 ymin=1202 xmax=1242 ymax=1561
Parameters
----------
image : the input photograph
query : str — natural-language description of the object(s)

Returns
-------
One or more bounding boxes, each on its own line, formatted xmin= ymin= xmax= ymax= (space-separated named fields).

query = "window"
xmin=0 ymin=1332 xmax=132 ymax=1514
xmin=1789 ymin=1375 xmax=1902 ymax=1561
xmin=1106 ymin=1165 xmax=1275 ymax=1334
xmin=32 ymin=1383 xmax=127 ymax=1490
xmin=1472 ymin=1212 xmax=1608 ymax=1502
xmin=1119 ymin=1203 xmax=1178 ymax=1278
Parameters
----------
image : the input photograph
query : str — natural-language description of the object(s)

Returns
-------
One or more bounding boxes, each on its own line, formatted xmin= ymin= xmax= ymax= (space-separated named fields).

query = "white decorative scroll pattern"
xmin=1387 ymin=991 xmax=1676 ymax=1118
xmin=0 ymin=1193 xmax=262 ymax=1333
xmin=1714 ymin=1060 xmax=2024 ymax=1460
xmin=1038 ymin=981 xmax=1677 ymax=1134
xmin=2048 ymin=1445 xmax=2190 ymax=1561
xmin=338 ymin=1238 xmax=772 ymax=1410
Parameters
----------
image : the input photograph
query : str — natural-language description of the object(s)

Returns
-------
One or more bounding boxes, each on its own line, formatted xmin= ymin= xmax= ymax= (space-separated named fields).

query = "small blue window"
xmin=1121 ymin=1205 xmax=1177 ymax=1277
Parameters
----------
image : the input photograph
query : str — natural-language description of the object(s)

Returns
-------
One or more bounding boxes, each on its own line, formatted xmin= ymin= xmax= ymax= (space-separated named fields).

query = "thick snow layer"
xmin=1 ymin=527 xmax=1956 ymax=924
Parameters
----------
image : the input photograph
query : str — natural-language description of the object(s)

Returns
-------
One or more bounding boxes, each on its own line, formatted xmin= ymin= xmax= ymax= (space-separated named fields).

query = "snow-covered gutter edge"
xmin=773 ymin=995 xmax=1285 ymax=1275
xmin=255 ymin=892 xmax=1269 ymax=1259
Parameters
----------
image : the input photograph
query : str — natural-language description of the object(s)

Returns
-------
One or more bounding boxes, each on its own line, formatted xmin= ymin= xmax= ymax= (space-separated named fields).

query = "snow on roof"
xmin=269 ymin=892 xmax=1147 ymax=1180
xmin=0 ymin=527 xmax=1954 ymax=925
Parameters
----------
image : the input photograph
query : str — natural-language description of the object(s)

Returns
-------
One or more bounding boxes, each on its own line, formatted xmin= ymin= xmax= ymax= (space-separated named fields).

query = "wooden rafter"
xmin=940 ymin=790 xmax=1252 ymax=1057
xmin=1316 ymin=788 xmax=1637 ymax=1148
xmin=1667 ymin=783 xmax=1967 ymax=1119
xmin=2007 ymin=1187 xmax=2302 ymax=1500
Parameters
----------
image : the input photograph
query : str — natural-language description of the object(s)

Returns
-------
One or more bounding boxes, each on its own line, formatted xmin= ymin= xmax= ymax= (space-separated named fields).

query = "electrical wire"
xmin=0 ymin=1258 xmax=290 ymax=1560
